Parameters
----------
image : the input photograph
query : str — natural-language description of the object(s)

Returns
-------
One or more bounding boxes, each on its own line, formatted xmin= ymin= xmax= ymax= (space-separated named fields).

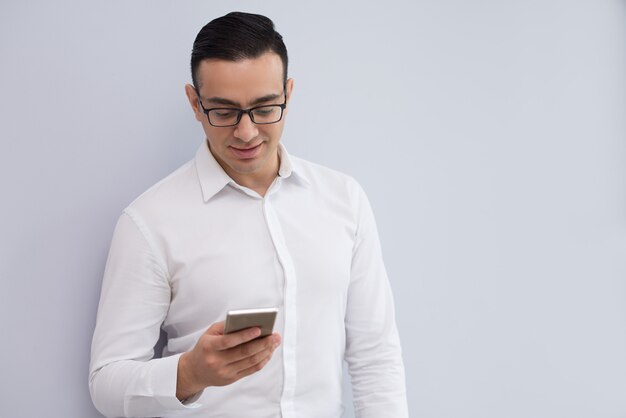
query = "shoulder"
xmin=288 ymin=154 xmax=369 ymax=216
xmin=290 ymin=154 xmax=363 ymax=195
xmin=124 ymin=158 xmax=198 ymax=217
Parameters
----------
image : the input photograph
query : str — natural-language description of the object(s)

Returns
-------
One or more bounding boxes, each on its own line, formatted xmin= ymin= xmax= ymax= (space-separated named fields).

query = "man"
xmin=89 ymin=11 xmax=408 ymax=418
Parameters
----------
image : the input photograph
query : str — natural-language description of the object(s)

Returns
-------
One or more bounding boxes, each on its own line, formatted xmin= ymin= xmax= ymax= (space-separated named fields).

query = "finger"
xmin=223 ymin=335 xmax=276 ymax=365
xmin=270 ymin=332 xmax=281 ymax=347
xmin=205 ymin=321 xmax=225 ymax=336
xmin=217 ymin=326 xmax=262 ymax=351
xmin=228 ymin=349 xmax=273 ymax=379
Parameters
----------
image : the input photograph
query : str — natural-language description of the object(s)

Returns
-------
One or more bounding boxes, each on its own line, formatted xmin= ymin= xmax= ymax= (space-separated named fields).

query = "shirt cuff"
xmin=151 ymin=353 xmax=204 ymax=410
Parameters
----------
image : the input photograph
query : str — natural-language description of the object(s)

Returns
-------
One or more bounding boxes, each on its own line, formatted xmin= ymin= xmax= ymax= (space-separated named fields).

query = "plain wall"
xmin=1 ymin=1 xmax=625 ymax=417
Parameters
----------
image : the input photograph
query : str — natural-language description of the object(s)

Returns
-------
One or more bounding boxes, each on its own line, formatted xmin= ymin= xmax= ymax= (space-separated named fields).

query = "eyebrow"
xmin=203 ymin=93 xmax=283 ymax=108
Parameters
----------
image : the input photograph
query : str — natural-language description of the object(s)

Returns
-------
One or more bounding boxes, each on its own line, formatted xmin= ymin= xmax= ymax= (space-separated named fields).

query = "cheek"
xmin=271 ymin=123 xmax=286 ymax=141
xmin=263 ymin=120 xmax=285 ymax=139
xmin=205 ymin=134 xmax=229 ymax=154
xmin=205 ymin=125 xmax=231 ymax=145
xmin=263 ymin=129 xmax=281 ymax=143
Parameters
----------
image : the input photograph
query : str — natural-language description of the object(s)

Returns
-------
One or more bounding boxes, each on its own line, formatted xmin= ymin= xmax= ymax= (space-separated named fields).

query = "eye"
xmin=253 ymin=107 xmax=276 ymax=115
xmin=211 ymin=109 xmax=238 ymax=119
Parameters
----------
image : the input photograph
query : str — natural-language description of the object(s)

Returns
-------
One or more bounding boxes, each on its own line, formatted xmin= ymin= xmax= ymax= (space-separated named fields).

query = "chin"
xmin=229 ymin=159 xmax=264 ymax=174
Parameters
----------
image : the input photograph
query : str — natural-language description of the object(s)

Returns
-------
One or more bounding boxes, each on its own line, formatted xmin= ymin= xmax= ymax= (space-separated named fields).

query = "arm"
xmin=89 ymin=210 xmax=199 ymax=417
xmin=89 ymin=211 xmax=280 ymax=417
xmin=344 ymin=184 xmax=409 ymax=418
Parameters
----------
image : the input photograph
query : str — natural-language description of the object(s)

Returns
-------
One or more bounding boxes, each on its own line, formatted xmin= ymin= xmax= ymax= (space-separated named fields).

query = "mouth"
xmin=230 ymin=142 xmax=263 ymax=159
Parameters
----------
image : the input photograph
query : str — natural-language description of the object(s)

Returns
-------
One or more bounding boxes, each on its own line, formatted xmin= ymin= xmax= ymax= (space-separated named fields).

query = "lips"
xmin=230 ymin=142 xmax=263 ymax=159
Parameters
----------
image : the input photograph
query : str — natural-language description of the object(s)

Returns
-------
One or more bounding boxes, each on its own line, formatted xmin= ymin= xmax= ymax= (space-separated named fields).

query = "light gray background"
xmin=1 ymin=1 xmax=625 ymax=417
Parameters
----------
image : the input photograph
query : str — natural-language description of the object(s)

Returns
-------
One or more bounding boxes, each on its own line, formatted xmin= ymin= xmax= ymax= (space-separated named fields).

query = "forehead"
xmin=196 ymin=52 xmax=284 ymax=102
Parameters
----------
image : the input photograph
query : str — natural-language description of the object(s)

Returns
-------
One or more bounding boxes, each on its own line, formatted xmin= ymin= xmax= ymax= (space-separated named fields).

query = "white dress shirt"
xmin=89 ymin=139 xmax=408 ymax=418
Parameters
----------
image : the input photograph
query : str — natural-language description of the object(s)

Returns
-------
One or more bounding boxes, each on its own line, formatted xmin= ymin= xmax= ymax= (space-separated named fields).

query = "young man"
xmin=90 ymin=12 xmax=408 ymax=418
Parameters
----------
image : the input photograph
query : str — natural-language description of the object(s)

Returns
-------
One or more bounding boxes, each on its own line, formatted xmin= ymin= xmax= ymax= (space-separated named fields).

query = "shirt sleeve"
xmin=344 ymin=182 xmax=409 ymax=418
xmin=89 ymin=210 xmax=203 ymax=417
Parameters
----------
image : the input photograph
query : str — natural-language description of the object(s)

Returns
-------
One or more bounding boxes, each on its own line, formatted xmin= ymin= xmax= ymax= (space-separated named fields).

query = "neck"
xmin=233 ymin=164 xmax=278 ymax=197
xmin=213 ymin=145 xmax=280 ymax=198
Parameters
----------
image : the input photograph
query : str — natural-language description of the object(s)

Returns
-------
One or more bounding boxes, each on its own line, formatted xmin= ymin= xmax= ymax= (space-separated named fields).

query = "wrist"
xmin=176 ymin=352 xmax=203 ymax=401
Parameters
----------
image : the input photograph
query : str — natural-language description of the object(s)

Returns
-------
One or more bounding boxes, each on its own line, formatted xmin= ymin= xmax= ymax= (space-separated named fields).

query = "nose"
xmin=233 ymin=112 xmax=259 ymax=143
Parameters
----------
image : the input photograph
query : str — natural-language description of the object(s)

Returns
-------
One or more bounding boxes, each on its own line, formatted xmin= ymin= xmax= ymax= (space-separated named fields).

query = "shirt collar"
xmin=195 ymin=139 xmax=310 ymax=202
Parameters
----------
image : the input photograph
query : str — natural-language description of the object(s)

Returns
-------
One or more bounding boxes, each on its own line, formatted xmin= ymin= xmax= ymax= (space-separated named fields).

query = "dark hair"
xmin=190 ymin=12 xmax=288 ymax=89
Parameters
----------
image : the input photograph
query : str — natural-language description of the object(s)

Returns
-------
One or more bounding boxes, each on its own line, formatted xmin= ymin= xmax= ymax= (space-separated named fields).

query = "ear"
xmin=184 ymin=84 xmax=204 ymax=122
xmin=284 ymin=78 xmax=294 ymax=114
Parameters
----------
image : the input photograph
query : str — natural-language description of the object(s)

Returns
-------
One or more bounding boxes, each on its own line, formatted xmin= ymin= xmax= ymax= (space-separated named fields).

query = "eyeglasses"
xmin=196 ymin=93 xmax=287 ymax=127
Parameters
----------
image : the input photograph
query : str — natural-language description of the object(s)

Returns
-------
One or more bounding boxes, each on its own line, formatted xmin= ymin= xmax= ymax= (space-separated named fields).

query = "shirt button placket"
xmin=262 ymin=192 xmax=297 ymax=418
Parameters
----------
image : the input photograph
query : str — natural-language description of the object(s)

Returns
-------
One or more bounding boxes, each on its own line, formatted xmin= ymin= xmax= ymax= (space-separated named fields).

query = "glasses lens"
xmin=208 ymin=109 xmax=240 ymax=127
xmin=251 ymin=105 xmax=283 ymax=124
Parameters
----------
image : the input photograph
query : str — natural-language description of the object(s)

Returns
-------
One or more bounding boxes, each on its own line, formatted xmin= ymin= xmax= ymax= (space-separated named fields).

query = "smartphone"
xmin=224 ymin=307 xmax=278 ymax=337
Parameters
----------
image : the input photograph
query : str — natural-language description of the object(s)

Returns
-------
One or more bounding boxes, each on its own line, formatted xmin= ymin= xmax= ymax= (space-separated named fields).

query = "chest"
xmin=158 ymin=191 xmax=355 ymax=328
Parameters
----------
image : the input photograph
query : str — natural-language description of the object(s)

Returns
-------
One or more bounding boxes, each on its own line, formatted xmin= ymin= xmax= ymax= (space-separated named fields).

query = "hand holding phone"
xmin=177 ymin=311 xmax=281 ymax=400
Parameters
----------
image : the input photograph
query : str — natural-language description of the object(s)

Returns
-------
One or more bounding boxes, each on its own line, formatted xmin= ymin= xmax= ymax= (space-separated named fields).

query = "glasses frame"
xmin=196 ymin=91 xmax=287 ymax=127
